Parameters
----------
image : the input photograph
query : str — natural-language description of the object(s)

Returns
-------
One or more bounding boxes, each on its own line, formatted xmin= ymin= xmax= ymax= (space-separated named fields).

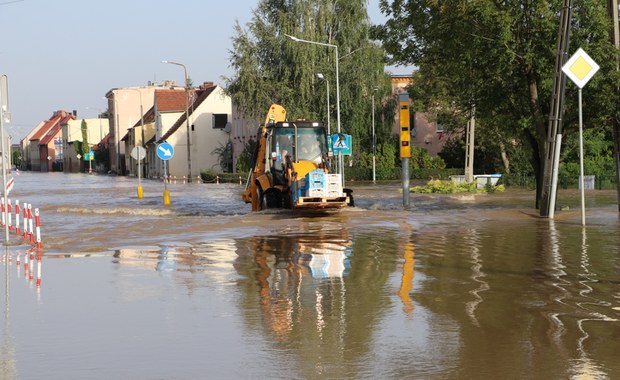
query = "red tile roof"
xmin=131 ymin=89 xmax=188 ymax=128
xmin=158 ymin=84 xmax=217 ymax=142
xmin=30 ymin=111 xmax=75 ymax=143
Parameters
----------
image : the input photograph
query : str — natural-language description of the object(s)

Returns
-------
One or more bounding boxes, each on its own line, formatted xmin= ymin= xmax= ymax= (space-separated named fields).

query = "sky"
xmin=0 ymin=0 xmax=410 ymax=141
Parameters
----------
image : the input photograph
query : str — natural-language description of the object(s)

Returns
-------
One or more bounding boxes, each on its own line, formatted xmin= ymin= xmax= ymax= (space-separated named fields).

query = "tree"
xmin=224 ymin=0 xmax=393 ymax=151
xmin=81 ymin=119 xmax=89 ymax=155
xmin=374 ymin=1 xmax=619 ymax=207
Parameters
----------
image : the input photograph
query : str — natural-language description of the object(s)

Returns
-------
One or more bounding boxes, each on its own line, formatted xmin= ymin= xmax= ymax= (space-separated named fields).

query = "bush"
xmin=410 ymin=179 xmax=504 ymax=194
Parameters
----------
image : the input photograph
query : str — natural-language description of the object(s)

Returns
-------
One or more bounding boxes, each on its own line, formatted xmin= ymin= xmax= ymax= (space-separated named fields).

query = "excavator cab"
xmin=243 ymin=104 xmax=349 ymax=211
xmin=267 ymin=121 xmax=330 ymax=185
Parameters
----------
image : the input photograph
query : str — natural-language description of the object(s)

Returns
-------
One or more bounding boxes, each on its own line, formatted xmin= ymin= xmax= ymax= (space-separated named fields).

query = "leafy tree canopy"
xmin=373 ymin=0 xmax=619 ymax=204
xmin=225 ymin=0 xmax=395 ymax=149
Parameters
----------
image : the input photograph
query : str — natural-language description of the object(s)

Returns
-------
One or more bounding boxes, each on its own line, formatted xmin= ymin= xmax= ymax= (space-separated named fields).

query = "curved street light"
xmin=284 ymin=34 xmax=344 ymax=187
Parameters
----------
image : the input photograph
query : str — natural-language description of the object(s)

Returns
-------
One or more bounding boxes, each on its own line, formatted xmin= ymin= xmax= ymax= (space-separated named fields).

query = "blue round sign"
xmin=157 ymin=142 xmax=174 ymax=161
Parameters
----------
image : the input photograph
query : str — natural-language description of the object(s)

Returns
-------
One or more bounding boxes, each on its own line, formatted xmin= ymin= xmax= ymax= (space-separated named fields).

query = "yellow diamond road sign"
xmin=562 ymin=48 xmax=599 ymax=88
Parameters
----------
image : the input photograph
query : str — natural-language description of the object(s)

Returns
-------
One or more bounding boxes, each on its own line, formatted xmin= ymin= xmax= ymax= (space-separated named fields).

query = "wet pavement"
xmin=1 ymin=172 xmax=619 ymax=379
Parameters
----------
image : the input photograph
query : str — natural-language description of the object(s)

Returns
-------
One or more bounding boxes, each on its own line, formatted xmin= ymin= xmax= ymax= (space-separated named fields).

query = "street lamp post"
xmin=161 ymin=60 xmax=191 ymax=182
xmin=372 ymin=88 xmax=377 ymax=183
xmin=126 ymin=89 xmax=145 ymax=199
xmin=285 ymin=34 xmax=343 ymax=187
xmin=316 ymin=73 xmax=330 ymax=136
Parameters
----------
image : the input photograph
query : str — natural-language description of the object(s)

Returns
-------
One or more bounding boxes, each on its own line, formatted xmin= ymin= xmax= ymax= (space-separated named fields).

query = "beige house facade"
xmin=155 ymin=83 xmax=232 ymax=180
xmin=61 ymin=117 xmax=109 ymax=173
xmin=106 ymin=85 xmax=160 ymax=175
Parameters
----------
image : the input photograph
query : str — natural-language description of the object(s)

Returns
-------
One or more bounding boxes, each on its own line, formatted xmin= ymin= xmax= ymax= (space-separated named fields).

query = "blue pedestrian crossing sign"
xmin=331 ymin=133 xmax=352 ymax=155
xmin=157 ymin=142 xmax=174 ymax=161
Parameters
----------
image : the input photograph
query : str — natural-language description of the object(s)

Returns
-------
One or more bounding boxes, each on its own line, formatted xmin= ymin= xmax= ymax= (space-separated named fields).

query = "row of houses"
xmin=17 ymin=80 xmax=236 ymax=180
xmin=15 ymin=76 xmax=447 ymax=179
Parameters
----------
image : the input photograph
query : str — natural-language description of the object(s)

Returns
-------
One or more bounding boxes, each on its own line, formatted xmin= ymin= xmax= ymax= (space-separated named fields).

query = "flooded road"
xmin=2 ymin=172 xmax=620 ymax=379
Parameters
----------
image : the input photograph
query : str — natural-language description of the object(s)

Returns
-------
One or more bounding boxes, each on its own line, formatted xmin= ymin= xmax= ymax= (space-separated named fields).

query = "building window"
xmin=213 ymin=114 xmax=228 ymax=129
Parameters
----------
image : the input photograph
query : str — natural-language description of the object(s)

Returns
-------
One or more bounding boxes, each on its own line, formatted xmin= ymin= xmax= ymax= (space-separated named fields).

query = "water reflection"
xmin=463 ymin=227 xmax=488 ymax=327
xmin=398 ymin=241 xmax=415 ymax=317
xmin=569 ymin=227 xmax=617 ymax=380
xmin=244 ymin=232 xmax=352 ymax=343
xmin=230 ymin=226 xmax=418 ymax=378
xmin=1 ymin=248 xmax=17 ymax=379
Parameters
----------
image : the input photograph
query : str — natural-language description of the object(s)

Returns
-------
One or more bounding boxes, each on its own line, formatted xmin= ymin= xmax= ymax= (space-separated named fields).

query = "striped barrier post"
xmin=216 ymin=176 xmax=219 ymax=184
xmin=196 ymin=175 xmax=201 ymax=183
xmin=1 ymin=198 xmax=5 ymax=227
xmin=239 ymin=176 xmax=242 ymax=185
xmin=28 ymin=204 xmax=34 ymax=244
xmin=7 ymin=199 xmax=12 ymax=231
xmin=35 ymin=208 xmax=42 ymax=251
xmin=22 ymin=203 xmax=28 ymax=240
xmin=183 ymin=176 xmax=186 ymax=184
xmin=15 ymin=200 xmax=20 ymax=235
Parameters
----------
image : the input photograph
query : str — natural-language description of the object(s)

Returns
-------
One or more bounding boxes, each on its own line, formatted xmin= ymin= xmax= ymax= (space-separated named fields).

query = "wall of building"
xmin=189 ymin=86 xmax=232 ymax=174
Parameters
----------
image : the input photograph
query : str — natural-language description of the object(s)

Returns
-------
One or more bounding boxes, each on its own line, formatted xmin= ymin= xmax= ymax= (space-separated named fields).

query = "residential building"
xmin=19 ymin=121 xmax=44 ymax=170
xmin=106 ymin=84 xmax=161 ymax=175
xmin=155 ymin=82 xmax=232 ymax=180
xmin=230 ymin=103 xmax=259 ymax=173
xmin=124 ymin=88 xmax=186 ymax=179
xmin=61 ymin=117 xmax=109 ymax=173
xmin=26 ymin=110 xmax=74 ymax=172
xmin=391 ymin=75 xmax=448 ymax=156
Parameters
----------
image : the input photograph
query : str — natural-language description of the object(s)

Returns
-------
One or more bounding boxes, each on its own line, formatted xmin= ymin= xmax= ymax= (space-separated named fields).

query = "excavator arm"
xmin=242 ymin=104 xmax=287 ymax=210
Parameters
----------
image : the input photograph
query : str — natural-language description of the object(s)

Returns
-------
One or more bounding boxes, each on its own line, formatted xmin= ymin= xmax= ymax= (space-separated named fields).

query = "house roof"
xmin=131 ymin=88 xmax=188 ymax=128
xmin=30 ymin=111 xmax=74 ymax=144
xmin=157 ymin=83 xmax=217 ymax=143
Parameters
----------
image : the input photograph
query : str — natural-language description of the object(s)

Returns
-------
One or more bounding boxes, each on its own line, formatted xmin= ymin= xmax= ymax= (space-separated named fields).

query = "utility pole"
xmin=608 ymin=0 xmax=620 ymax=211
xmin=464 ymin=109 xmax=475 ymax=183
xmin=540 ymin=0 xmax=572 ymax=217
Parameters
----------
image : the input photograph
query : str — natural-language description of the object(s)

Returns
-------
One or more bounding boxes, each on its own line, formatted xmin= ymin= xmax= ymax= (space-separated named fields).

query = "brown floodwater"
xmin=1 ymin=172 xmax=619 ymax=379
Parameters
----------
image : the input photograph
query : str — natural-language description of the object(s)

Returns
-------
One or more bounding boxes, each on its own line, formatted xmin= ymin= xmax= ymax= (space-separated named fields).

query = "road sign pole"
xmin=561 ymin=48 xmax=599 ymax=225
xmin=137 ymin=149 xmax=143 ymax=199
xmin=578 ymin=88 xmax=586 ymax=226
xmin=157 ymin=142 xmax=174 ymax=206
xmin=1 ymin=75 xmax=10 ymax=243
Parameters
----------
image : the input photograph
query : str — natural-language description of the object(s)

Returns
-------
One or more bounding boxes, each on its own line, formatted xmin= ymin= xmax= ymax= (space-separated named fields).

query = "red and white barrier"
xmin=1 ymin=198 xmax=45 ymax=252
xmin=35 ymin=208 xmax=42 ymax=251
xmin=22 ymin=202 xmax=28 ymax=239
xmin=7 ymin=199 xmax=12 ymax=231
xmin=28 ymin=204 xmax=34 ymax=245
xmin=15 ymin=200 xmax=20 ymax=235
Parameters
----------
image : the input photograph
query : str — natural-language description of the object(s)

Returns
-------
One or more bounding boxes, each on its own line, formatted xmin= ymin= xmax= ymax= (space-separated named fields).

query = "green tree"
xmin=12 ymin=150 xmax=21 ymax=167
xmin=374 ymin=0 xmax=619 ymax=207
xmin=81 ymin=119 xmax=89 ymax=155
xmin=225 ymin=0 xmax=393 ymax=151
xmin=236 ymin=138 xmax=258 ymax=173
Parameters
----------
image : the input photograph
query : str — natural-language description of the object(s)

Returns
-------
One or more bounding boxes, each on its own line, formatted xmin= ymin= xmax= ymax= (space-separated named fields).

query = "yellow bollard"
xmin=137 ymin=185 xmax=144 ymax=199
xmin=163 ymin=189 xmax=171 ymax=205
